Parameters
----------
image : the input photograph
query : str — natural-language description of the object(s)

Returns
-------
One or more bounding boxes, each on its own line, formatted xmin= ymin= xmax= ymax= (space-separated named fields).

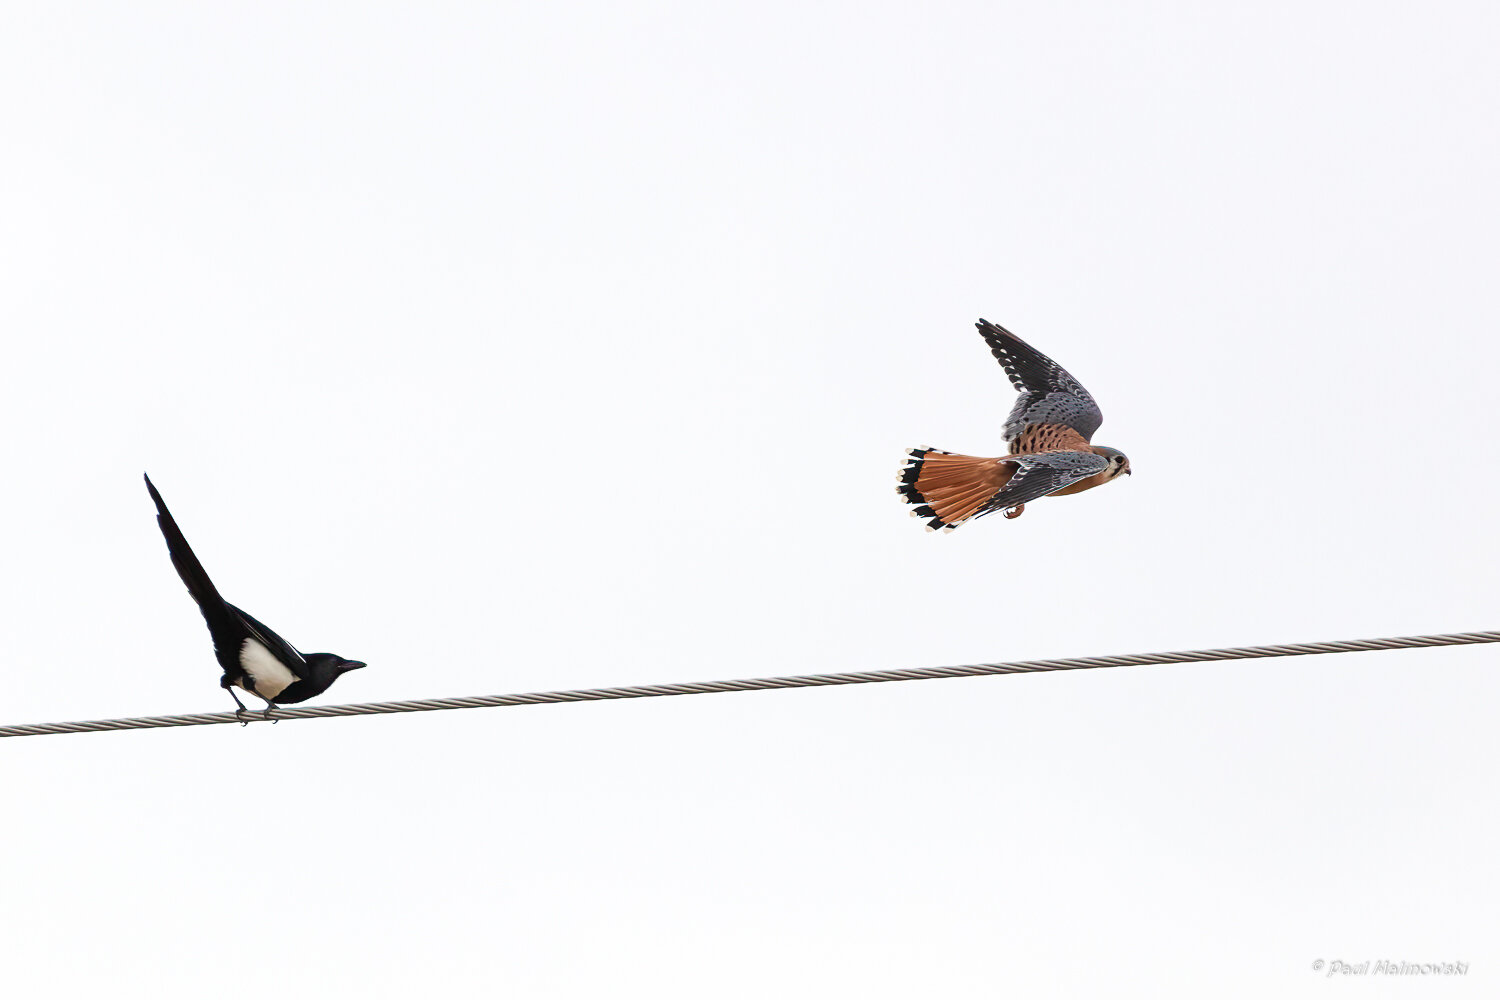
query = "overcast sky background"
xmin=3 ymin=3 xmax=1498 ymax=997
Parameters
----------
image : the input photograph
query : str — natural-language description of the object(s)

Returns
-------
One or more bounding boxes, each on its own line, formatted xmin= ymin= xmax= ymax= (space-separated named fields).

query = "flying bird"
xmin=144 ymin=474 xmax=366 ymax=721
xmin=898 ymin=320 xmax=1130 ymax=531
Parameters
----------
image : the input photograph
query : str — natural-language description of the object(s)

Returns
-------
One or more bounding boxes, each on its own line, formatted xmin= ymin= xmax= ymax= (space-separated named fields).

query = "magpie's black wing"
xmin=144 ymin=474 xmax=250 ymax=666
xmin=976 ymin=320 xmax=1104 ymax=444
xmin=228 ymin=603 xmax=307 ymax=674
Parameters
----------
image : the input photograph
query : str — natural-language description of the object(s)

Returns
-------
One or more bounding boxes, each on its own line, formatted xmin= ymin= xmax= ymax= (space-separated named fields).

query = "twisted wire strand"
xmin=2 ymin=629 xmax=1495 ymax=739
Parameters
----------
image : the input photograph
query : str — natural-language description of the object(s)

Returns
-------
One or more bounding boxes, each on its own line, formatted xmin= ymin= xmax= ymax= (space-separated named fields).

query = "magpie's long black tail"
xmin=144 ymin=474 xmax=232 ymax=627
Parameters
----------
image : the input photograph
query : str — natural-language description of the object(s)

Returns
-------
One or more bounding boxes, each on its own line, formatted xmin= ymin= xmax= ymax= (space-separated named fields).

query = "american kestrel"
xmin=898 ymin=319 xmax=1131 ymax=532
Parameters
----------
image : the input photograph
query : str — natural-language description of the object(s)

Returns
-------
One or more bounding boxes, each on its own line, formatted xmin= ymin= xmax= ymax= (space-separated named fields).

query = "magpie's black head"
xmin=271 ymin=653 xmax=366 ymax=705
xmin=303 ymin=653 xmax=367 ymax=683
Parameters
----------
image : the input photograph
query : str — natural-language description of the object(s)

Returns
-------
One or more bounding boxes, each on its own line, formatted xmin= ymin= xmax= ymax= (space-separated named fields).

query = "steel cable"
xmin=2 ymin=629 xmax=1495 ymax=738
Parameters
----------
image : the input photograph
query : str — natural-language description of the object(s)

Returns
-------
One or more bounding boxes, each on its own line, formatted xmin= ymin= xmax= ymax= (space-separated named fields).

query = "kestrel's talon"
xmin=1003 ymin=504 xmax=1025 ymax=519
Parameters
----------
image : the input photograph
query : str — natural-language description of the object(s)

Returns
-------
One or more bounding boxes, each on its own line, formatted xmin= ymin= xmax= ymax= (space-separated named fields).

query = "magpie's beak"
xmin=341 ymin=660 xmax=368 ymax=673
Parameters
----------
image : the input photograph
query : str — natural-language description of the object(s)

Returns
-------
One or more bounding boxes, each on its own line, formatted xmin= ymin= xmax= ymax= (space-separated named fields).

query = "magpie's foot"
xmin=235 ymin=707 xmax=250 ymax=727
xmin=262 ymin=705 xmax=278 ymax=724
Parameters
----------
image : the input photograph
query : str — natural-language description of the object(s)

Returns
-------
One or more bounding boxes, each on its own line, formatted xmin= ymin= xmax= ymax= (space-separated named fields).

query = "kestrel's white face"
xmin=1095 ymin=447 xmax=1130 ymax=479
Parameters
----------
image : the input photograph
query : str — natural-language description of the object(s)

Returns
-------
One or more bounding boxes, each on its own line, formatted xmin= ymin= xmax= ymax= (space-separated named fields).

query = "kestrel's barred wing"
xmin=898 ymin=447 xmax=1107 ymax=531
xmin=976 ymin=319 xmax=1104 ymax=444
xmin=972 ymin=450 xmax=1108 ymax=521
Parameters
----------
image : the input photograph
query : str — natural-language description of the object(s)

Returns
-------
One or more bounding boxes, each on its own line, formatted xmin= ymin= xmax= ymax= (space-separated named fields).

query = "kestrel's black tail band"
xmin=897 ymin=448 xmax=944 ymax=529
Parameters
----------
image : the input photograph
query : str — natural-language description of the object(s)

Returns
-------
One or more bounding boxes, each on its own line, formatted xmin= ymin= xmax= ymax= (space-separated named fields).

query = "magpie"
xmin=144 ymin=474 xmax=366 ymax=722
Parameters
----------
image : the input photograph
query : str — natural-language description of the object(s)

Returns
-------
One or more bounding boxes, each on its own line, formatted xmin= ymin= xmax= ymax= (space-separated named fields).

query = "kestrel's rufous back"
xmin=898 ymin=319 xmax=1131 ymax=532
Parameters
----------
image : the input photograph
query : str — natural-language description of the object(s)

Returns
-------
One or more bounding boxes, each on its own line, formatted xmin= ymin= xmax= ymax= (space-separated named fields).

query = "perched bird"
xmin=898 ymin=319 xmax=1130 ymax=531
xmin=144 ymin=474 xmax=366 ymax=721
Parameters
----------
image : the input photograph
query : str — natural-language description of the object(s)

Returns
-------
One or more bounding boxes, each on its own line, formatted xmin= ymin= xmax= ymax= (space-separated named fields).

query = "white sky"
xmin=4 ymin=3 xmax=1498 ymax=997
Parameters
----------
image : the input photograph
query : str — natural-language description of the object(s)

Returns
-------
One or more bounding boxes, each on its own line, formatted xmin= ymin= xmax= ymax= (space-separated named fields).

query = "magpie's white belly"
xmin=237 ymin=638 xmax=297 ymax=700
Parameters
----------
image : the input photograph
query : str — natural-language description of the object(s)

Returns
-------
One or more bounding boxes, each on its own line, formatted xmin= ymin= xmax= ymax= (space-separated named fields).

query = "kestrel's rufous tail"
xmin=898 ymin=447 xmax=1017 ymax=532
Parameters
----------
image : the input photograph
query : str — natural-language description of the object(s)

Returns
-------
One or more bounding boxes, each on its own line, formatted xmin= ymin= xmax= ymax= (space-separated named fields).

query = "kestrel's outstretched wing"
xmin=976 ymin=319 xmax=1103 ymax=444
xmin=973 ymin=451 xmax=1108 ymax=520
